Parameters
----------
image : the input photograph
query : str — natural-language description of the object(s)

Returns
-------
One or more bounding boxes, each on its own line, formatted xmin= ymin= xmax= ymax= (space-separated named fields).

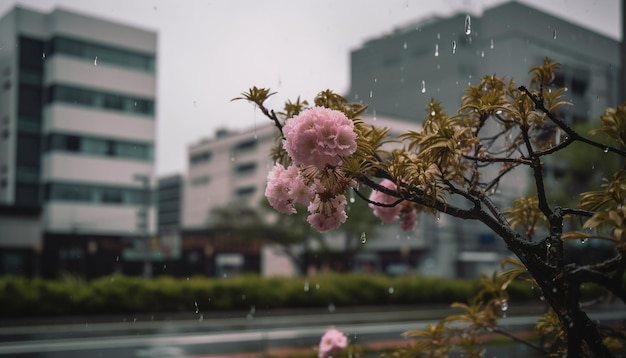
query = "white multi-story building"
xmin=183 ymin=124 xmax=277 ymax=229
xmin=0 ymin=6 xmax=157 ymax=277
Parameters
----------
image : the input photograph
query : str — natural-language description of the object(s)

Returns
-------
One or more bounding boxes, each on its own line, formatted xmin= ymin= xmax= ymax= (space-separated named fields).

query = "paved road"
xmin=0 ymin=305 xmax=624 ymax=357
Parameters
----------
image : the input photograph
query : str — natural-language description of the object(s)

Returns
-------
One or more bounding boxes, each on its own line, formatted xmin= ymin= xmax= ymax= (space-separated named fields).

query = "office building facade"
xmin=0 ymin=6 xmax=157 ymax=277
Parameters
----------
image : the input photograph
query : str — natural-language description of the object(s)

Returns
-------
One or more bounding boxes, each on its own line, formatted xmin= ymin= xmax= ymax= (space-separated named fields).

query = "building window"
xmin=235 ymin=186 xmax=256 ymax=197
xmin=46 ymin=182 xmax=148 ymax=206
xmin=48 ymin=36 xmax=156 ymax=72
xmin=234 ymin=138 xmax=257 ymax=152
xmin=47 ymin=85 xmax=155 ymax=116
xmin=47 ymin=133 xmax=153 ymax=161
xmin=235 ymin=162 xmax=257 ymax=175
xmin=190 ymin=151 xmax=212 ymax=166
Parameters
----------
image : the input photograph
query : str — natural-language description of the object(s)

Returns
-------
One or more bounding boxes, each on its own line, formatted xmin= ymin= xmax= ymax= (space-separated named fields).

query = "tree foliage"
xmin=235 ymin=57 xmax=626 ymax=357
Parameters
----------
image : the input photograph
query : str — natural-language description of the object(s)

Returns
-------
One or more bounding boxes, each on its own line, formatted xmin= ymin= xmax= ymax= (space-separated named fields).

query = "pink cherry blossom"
xmin=318 ymin=327 xmax=348 ymax=358
xmin=283 ymin=107 xmax=357 ymax=170
xmin=368 ymin=179 xmax=402 ymax=224
xmin=400 ymin=208 xmax=418 ymax=231
xmin=307 ymin=194 xmax=348 ymax=232
xmin=265 ymin=163 xmax=314 ymax=214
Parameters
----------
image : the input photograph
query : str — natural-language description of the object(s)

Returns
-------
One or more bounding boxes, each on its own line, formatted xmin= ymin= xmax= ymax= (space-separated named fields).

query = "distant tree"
xmin=235 ymin=58 xmax=626 ymax=357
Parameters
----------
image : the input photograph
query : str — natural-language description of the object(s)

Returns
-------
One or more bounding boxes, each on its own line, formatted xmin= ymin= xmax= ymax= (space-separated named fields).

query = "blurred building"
xmin=0 ymin=6 xmax=157 ymax=277
xmin=183 ymin=125 xmax=277 ymax=229
xmin=347 ymin=1 xmax=621 ymax=277
xmin=157 ymin=174 xmax=183 ymax=234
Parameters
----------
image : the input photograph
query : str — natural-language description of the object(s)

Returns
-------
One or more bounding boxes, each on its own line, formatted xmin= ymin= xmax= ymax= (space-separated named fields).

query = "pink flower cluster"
xmin=283 ymin=107 xmax=357 ymax=169
xmin=369 ymin=179 xmax=418 ymax=232
xmin=265 ymin=163 xmax=348 ymax=232
xmin=265 ymin=163 xmax=315 ymax=215
xmin=307 ymin=194 xmax=348 ymax=232
xmin=265 ymin=107 xmax=360 ymax=233
xmin=318 ymin=327 xmax=348 ymax=358
xmin=368 ymin=179 xmax=402 ymax=223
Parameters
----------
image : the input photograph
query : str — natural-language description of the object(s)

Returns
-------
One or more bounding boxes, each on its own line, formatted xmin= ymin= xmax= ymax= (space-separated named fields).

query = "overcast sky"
xmin=0 ymin=0 xmax=621 ymax=176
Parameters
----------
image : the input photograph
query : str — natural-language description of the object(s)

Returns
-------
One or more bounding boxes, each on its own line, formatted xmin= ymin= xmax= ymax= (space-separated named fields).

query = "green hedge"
xmin=0 ymin=273 xmax=590 ymax=318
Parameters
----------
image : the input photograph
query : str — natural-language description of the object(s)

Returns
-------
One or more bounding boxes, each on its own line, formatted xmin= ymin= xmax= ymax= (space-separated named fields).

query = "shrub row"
xmin=0 ymin=273 xmax=566 ymax=318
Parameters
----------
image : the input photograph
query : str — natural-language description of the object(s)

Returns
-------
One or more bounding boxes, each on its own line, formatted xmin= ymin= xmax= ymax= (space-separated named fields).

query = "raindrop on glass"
xmin=304 ymin=281 xmax=310 ymax=292
xmin=452 ymin=40 xmax=457 ymax=54
xmin=315 ymin=283 xmax=320 ymax=290
xmin=464 ymin=14 xmax=472 ymax=35
xmin=490 ymin=39 xmax=494 ymax=49
xmin=403 ymin=42 xmax=407 ymax=50
xmin=194 ymin=301 xmax=199 ymax=313
xmin=116 ymin=256 xmax=119 ymax=261
xmin=388 ymin=287 xmax=395 ymax=294
xmin=604 ymin=147 xmax=609 ymax=153
xmin=421 ymin=80 xmax=426 ymax=93
xmin=198 ymin=314 xmax=204 ymax=322
xmin=369 ymin=90 xmax=373 ymax=98
xmin=360 ymin=232 xmax=367 ymax=244
xmin=94 ymin=56 xmax=98 ymax=66
xmin=580 ymin=238 xmax=588 ymax=244
xmin=328 ymin=303 xmax=336 ymax=312
xmin=434 ymin=43 xmax=439 ymax=57
xmin=42 ymin=52 xmax=46 ymax=59
xmin=436 ymin=32 xmax=440 ymax=40
xmin=481 ymin=50 xmax=485 ymax=58
xmin=553 ymin=30 xmax=557 ymax=39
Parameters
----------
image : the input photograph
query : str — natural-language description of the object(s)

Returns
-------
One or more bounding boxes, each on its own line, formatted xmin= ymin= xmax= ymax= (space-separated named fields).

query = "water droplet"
xmin=42 ymin=52 xmax=46 ymax=59
xmin=195 ymin=301 xmax=199 ymax=313
xmin=421 ymin=80 xmax=426 ymax=93
xmin=480 ymin=50 xmax=485 ymax=58
xmin=388 ymin=287 xmax=394 ymax=294
xmin=198 ymin=314 xmax=204 ymax=322
xmin=328 ymin=303 xmax=336 ymax=312
xmin=304 ymin=281 xmax=310 ymax=292
xmin=94 ymin=56 xmax=98 ymax=66
xmin=436 ymin=33 xmax=440 ymax=40
xmin=373 ymin=78 xmax=377 ymax=83
xmin=580 ymin=238 xmax=588 ymax=244
xmin=500 ymin=299 xmax=509 ymax=312
xmin=315 ymin=283 xmax=320 ymax=290
xmin=369 ymin=90 xmax=373 ymax=98
xmin=490 ymin=39 xmax=494 ymax=49
xmin=452 ymin=40 xmax=457 ymax=54
xmin=403 ymin=42 xmax=407 ymax=50
xmin=604 ymin=147 xmax=609 ymax=153
xmin=430 ymin=110 xmax=436 ymax=116
xmin=552 ymin=287 xmax=557 ymax=293
xmin=434 ymin=43 xmax=439 ymax=57
xmin=360 ymin=232 xmax=367 ymax=244
xmin=464 ymin=14 xmax=472 ymax=35
xmin=553 ymin=30 xmax=557 ymax=39
xmin=116 ymin=256 xmax=119 ymax=261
